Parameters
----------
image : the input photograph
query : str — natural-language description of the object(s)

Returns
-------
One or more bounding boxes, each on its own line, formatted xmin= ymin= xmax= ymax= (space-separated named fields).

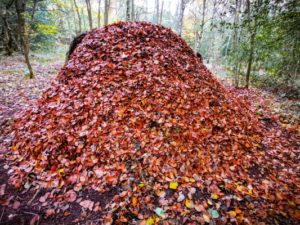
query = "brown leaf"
xmin=45 ymin=209 xmax=55 ymax=218
xmin=12 ymin=201 xmax=21 ymax=209
xmin=79 ymin=199 xmax=94 ymax=211
xmin=65 ymin=190 xmax=77 ymax=202
xmin=0 ymin=184 xmax=6 ymax=196
xmin=30 ymin=215 xmax=40 ymax=225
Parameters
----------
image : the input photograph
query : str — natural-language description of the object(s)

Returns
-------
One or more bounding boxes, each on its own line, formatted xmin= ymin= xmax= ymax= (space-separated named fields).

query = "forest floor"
xmin=0 ymin=55 xmax=299 ymax=224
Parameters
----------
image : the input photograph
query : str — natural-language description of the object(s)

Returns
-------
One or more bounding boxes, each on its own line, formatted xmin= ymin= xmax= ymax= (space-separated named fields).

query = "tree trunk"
xmin=73 ymin=0 xmax=82 ymax=33
xmin=196 ymin=0 xmax=206 ymax=50
xmin=245 ymin=0 xmax=258 ymax=89
xmin=233 ymin=0 xmax=240 ymax=87
xmin=131 ymin=0 xmax=135 ymax=21
xmin=15 ymin=0 xmax=34 ymax=79
xmin=155 ymin=0 xmax=159 ymax=24
xmin=178 ymin=0 xmax=190 ymax=36
xmin=245 ymin=28 xmax=256 ymax=88
xmin=85 ymin=0 xmax=93 ymax=30
xmin=1 ymin=12 xmax=13 ymax=55
xmin=81 ymin=7 xmax=86 ymax=30
xmin=31 ymin=0 xmax=38 ymax=19
xmin=1 ymin=0 xmax=16 ymax=55
xmin=126 ymin=0 xmax=130 ymax=21
xmin=159 ymin=0 xmax=164 ymax=24
xmin=194 ymin=30 xmax=198 ymax=51
xmin=97 ymin=0 xmax=101 ymax=27
xmin=104 ymin=0 xmax=110 ymax=25
xmin=70 ymin=0 xmax=79 ymax=33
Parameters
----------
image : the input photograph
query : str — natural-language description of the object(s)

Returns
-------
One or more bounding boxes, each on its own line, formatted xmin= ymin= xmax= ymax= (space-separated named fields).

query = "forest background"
xmin=0 ymin=0 xmax=299 ymax=98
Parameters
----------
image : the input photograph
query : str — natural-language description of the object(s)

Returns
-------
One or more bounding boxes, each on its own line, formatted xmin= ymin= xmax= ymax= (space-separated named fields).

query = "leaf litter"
xmin=2 ymin=21 xmax=299 ymax=223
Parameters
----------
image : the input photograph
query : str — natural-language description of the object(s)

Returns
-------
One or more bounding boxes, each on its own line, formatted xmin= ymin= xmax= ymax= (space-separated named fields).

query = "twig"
xmin=23 ymin=211 xmax=38 ymax=216
xmin=0 ymin=208 xmax=4 ymax=223
xmin=27 ymin=189 xmax=40 ymax=205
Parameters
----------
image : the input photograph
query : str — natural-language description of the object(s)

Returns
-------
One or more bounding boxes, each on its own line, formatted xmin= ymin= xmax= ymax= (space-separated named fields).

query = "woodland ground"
xmin=0 ymin=54 xmax=299 ymax=224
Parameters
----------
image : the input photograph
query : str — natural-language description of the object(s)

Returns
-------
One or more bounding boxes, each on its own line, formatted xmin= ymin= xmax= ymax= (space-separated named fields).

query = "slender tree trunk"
xmin=245 ymin=0 xmax=258 ymax=89
xmin=98 ymin=0 xmax=101 ymax=27
xmin=1 ymin=0 xmax=17 ymax=55
xmin=194 ymin=30 xmax=198 ymax=51
xmin=85 ymin=0 xmax=93 ymax=29
xmin=131 ymin=0 xmax=135 ymax=21
xmin=15 ymin=0 xmax=34 ymax=79
xmin=155 ymin=0 xmax=159 ymax=24
xmin=233 ymin=0 xmax=239 ymax=87
xmin=81 ymin=7 xmax=86 ymax=30
xmin=196 ymin=0 xmax=206 ymax=49
xmin=159 ymin=0 xmax=164 ymax=24
xmin=31 ymin=0 xmax=38 ymax=19
xmin=70 ymin=0 xmax=78 ymax=33
xmin=126 ymin=0 xmax=130 ymax=21
xmin=178 ymin=0 xmax=190 ymax=36
xmin=245 ymin=28 xmax=256 ymax=88
xmin=104 ymin=0 xmax=110 ymax=25
xmin=1 ymin=13 xmax=13 ymax=55
xmin=178 ymin=0 xmax=183 ymax=35
xmin=73 ymin=0 xmax=82 ymax=33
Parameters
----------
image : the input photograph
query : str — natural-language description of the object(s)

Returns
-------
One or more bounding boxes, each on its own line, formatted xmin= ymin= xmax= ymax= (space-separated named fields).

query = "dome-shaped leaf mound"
xmin=10 ymin=22 xmax=298 ymax=223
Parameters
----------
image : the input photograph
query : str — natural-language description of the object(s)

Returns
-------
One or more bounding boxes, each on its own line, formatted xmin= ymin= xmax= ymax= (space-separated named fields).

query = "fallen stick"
xmin=27 ymin=189 xmax=40 ymax=205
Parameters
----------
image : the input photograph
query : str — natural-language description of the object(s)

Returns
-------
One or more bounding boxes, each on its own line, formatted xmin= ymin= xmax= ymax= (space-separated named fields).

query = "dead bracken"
xmin=8 ymin=22 xmax=299 ymax=223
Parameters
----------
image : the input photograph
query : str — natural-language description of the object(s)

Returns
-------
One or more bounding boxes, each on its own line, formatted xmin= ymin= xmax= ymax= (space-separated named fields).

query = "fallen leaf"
xmin=39 ymin=192 xmax=50 ymax=203
xmin=211 ymin=193 xmax=219 ymax=200
xmin=45 ymin=209 xmax=55 ymax=218
xmin=203 ymin=214 xmax=210 ymax=222
xmin=146 ymin=217 xmax=154 ymax=225
xmin=195 ymin=204 xmax=205 ymax=212
xmin=80 ymin=199 xmax=94 ymax=211
xmin=177 ymin=191 xmax=185 ymax=202
xmin=185 ymin=199 xmax=194 ymax=209
xmin=103 ymin=214 xmax=113 ymax=225
xmin=228 ymin=210 xmax=237 ymax=217
xmin=65 ymin=190 xmax=77 ymax=202
xmin=208 ymin=209 xmax=220 ymax=219
xmin=154 ymin=207 xmax=165 ymax=218
xmin=12 ymin=201 xmax=20 ymax=209
xmin=169 ymin=181 xmax=178 ymax=190
xmin=132 ymin=196 xmax=137 ymax=207
xmin=29 ymin=214 xmax=40 ymax=225
xmin=0 ymin=184 xmax=6 ymax=196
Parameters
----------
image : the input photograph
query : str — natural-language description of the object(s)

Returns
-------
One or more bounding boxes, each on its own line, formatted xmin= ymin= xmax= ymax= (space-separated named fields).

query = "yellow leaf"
xmin=169 ymin=181 xmax=178 ymax=190
xmin=146 ymin=217 xmax=154 ymax=225
xmin=236 ymin=185 xmax=243 ymax=192
xmin=132 ymin=196 xmax=137 ymax=207
xmin=207 ymin=199 xmax=213 ymax=205
xmin=58 ymin=168 xmax=64 ymax=173
xmin=248 ymin=189 xmax=253 ymax=195
xmin=211 ymin=193 xmax=219 ymax=199
xmin=12 ymin=146 xmax=17 ymax=151
xmin=185 ymin=199 xmax=194 ymax=209
xmin=138 ymin=183 xmax=145 ymax=188
xmin=228 ymin=211 xmax=237 ymax=217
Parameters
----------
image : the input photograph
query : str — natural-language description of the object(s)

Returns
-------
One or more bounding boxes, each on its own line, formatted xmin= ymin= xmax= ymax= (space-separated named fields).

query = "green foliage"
xmin=222 ymin=0 xmax=300 ymax=94
xmin=36 ymin=24 xmax=58 ymax=36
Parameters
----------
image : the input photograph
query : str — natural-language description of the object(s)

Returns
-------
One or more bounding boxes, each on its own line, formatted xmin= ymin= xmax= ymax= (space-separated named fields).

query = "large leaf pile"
xmin=9 ymin=22 xmax=299 ymax=223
